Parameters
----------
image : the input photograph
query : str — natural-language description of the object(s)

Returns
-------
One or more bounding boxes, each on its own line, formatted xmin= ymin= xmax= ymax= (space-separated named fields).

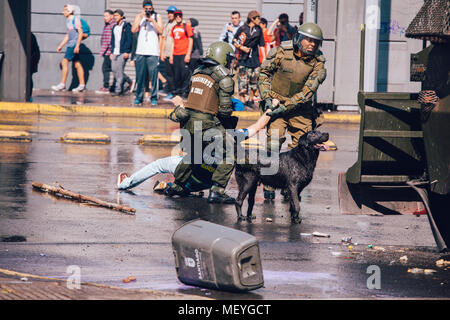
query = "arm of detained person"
xmin=132 ymin=10 xmax=145 ymax=33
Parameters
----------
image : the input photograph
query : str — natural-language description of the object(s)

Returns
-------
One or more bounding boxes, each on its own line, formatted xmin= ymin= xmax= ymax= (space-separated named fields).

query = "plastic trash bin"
xmin=172 ymin=219 xmax=264 ymax=292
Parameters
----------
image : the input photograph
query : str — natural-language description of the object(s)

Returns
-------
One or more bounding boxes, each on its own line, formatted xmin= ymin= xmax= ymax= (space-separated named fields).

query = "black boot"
xmin=207 ymin=185 xmax=235 ymax=204
xmin=164 ymin=183 xmax=190 ymax=197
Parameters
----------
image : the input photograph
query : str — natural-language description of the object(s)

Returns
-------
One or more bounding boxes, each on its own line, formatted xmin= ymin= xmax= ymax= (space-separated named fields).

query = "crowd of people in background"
xmin=50 ymin=1 xmax=305 ymax=109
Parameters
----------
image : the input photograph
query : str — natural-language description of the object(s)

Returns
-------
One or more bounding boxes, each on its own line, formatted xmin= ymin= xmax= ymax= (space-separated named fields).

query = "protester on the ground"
xmin=188 ymin=18 xmax=203 ymax=74
xmin=160 ymin=5 xmax=178 ymax=100
xmin=219 ymin=11 xmax=244 ymax=46
xmin=232 ymin=10 xmax=265 ymax=109
xmin=273 ymin=13 xmax=296 ymax=47
xmin=110 ymin=9 xmax=133 ymax=96
xmin=117 ymin=97 xmax=272 ymax=195
xmin=131 ymin=0 xmax=163 ymax=106
xmin=51 ymin=4 xmax=86 ymax=92
xmin=169 ymin=10 xmax=193 ymax=98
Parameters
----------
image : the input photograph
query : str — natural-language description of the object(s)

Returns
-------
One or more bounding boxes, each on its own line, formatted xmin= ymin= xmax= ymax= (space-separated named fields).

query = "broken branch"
xmin=32 ymin=181 xmax=136 ymax=215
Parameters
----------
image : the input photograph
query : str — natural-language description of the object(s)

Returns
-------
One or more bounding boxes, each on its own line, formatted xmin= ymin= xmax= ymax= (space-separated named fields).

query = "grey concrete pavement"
xmin=0 ymin=114 xmax=448 ymax=299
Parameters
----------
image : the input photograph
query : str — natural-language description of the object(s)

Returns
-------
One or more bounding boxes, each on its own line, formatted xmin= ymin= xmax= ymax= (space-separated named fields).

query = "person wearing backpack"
xmin=51 ymin=4 xmax=87 ymax=92
xmin=169 ymin=10 xmax=193 ymax=98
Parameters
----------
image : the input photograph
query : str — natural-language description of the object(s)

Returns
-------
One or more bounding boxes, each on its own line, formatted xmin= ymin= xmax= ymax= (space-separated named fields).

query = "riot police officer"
xmin=165 ymin=41 xmax=237 ymax=203
xmin=258 ymin=22 xmax=327 ymax=199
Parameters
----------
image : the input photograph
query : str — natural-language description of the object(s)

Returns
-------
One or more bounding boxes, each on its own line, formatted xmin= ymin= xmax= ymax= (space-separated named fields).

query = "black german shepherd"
xmin=234 ymin=130 xmax=329 ymax=224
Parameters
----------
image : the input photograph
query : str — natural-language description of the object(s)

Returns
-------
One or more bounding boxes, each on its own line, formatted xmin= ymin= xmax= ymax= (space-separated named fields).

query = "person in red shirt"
xmin=169 ymin=10 xmax=193 ymax=98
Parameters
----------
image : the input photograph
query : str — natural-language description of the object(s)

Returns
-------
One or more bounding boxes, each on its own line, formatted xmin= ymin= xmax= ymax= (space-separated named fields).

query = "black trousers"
xmin=163 ymin=58 xmax=175 ymax=94
xmin=172 ymin=55 xmax=191 ymax=96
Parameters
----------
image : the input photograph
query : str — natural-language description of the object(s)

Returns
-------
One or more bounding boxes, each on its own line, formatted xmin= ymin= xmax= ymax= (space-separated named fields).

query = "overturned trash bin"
xmin=172 ymin=219 xmax=264 ymax=292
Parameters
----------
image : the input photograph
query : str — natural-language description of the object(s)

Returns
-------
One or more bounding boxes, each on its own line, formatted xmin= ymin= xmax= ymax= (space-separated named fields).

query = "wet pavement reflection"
xmin=0 ymin=114 xmax=448 ymax=299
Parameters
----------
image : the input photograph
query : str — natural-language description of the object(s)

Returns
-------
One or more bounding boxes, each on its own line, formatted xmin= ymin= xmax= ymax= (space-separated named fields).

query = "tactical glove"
xmin=262 ymin=98 xmax=273 ymax=111
xmin=267 ymin=105 xmax=287 ymax=117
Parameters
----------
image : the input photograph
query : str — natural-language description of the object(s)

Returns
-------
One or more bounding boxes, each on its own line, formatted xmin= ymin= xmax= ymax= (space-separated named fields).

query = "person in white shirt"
xmin=160 ymin=5 xmax=178 ymax=100
xmin=219 ymin=11 xmax=244 ymax=45
xmin=131 ymin=0 xmax=163 ymax=105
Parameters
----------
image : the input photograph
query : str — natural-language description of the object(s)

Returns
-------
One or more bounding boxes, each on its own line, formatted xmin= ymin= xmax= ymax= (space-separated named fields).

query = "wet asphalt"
xmin=0 ymin=113 xmax=448 ymax=299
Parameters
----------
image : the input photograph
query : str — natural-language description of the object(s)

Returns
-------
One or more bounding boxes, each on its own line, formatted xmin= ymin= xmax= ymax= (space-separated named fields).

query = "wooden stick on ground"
xmin=32 ymin=181 xmax=136 ymax=215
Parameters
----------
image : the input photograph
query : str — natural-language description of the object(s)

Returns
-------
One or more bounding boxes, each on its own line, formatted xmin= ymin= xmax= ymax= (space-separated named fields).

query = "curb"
xmin=0 ymin=268 xmax=209 ymax=300
xmin=0 ymin=101 xmax=361 ymax=123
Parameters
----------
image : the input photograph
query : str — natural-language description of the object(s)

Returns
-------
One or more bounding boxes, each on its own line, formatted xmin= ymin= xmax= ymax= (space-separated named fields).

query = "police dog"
xmin=234 ymin=130 xmax=329 ymax=224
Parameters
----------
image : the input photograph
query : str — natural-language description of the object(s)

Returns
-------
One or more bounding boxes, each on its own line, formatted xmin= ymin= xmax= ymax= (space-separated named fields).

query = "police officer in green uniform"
xmin=258 ymin=22 xmax=327 ymax=200
xmin=165 ymin=41 xmax=238 ymax=203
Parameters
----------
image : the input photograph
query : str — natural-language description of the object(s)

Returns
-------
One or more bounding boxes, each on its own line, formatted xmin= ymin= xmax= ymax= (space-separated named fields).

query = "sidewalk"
xmin=0 ymin=268 xmax=206 ymax=300
xmin=0 ymin=89 xmax=361 ymax=123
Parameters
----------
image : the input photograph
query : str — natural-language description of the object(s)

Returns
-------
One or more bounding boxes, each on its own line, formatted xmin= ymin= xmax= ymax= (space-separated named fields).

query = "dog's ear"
xmin=297 ymin=132 xmax=310 ymax=148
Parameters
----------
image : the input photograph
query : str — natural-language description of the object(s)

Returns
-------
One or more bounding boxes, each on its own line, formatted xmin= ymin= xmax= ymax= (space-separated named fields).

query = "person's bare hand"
xmin=272 ymin=99 xmax=280 ymax=108
xmin=74 ymin=46 xmax=80 ymax=54
xmin=227 ymin=24 xmax=234 ymax=32
xmin=171 ymin=95 xmax=185 ymax=107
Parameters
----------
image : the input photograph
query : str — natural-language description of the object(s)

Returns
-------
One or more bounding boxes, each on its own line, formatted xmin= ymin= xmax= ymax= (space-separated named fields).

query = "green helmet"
xmin=205 ymin=41 xmax=236 ymax=68
xmin=293 ymin=23 xmax=323 ymax=55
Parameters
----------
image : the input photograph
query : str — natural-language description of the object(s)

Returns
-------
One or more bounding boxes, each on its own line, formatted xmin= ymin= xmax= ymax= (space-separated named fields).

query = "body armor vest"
xmin=272 ymin=49 xmax=314 ymax=98
xmin=185 ymin=73 xmax=219 ymax=115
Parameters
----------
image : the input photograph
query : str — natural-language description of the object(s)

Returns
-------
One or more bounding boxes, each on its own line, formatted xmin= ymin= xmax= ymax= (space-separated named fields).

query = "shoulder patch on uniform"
xmin=280 ymin=40 xmax=293 ymax=50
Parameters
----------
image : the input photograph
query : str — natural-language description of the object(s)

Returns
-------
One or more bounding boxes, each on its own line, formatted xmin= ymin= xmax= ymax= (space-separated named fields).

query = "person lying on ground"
xmin=117 ymin=96 xmax=271 ymax=195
